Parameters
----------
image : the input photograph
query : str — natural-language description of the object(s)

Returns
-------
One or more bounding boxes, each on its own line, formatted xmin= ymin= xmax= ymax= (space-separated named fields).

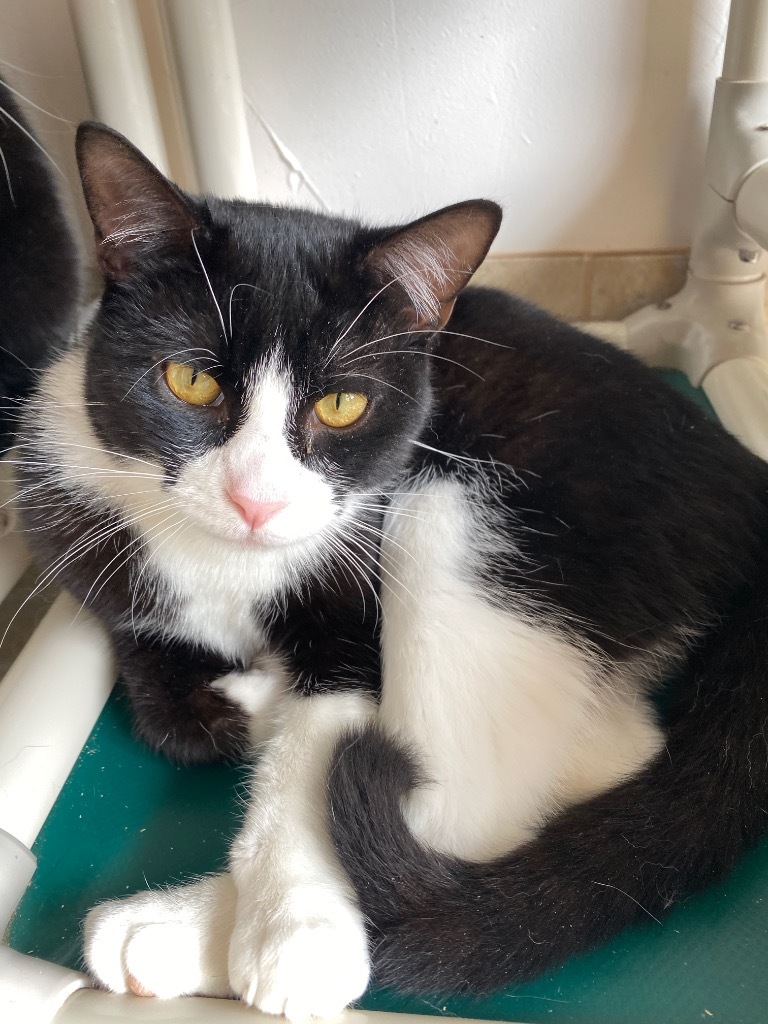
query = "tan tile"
xmin=588 ymin=252 xmax=689 ymax=321
xmin=473 ymin=254 xmax=587 ymax=321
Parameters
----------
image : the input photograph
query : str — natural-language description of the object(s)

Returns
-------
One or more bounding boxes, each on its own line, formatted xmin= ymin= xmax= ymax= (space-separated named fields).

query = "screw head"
xmin=728 ymin=319 xmax=750 ymax=331
xmin=739 ymin=248 xmax=760 ymax=263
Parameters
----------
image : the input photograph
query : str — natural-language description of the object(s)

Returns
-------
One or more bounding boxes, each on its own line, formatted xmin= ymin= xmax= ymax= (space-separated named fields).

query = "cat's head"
xmin=72 ymin=123 xmax=500 ymax=558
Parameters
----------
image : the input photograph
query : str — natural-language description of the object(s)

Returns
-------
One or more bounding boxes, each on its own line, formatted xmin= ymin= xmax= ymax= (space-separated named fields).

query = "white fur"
xmin=85 ymin=875 xmax=235 ymax=999
xmin=212 ymin=658 xmax=289 ymax=747
xmin=227 ymin=691 xmax=375 ymax=1020
xmin=84 ymin=691 xmax=375 ymax=1020
xmin=173 ymin=358 xmax=337 ymax=552
xmin=378 ymin=476 xmax=663 ymax=860
xmin=376 ymin=233 xmax=452 ymax=324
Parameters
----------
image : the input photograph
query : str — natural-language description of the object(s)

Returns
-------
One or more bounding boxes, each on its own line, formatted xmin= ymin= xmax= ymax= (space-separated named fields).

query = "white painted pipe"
xmin=0 ymin=594 xmax=111 ymax=1023
xmin=0 ymin=592 xmax=115 ymax=850
xmin=0 ymin=944 xmax=86 ymax=1024
xmin=163 ymin=0 xmax=257 ymax=198
xmin=722 ymin=0 xmax=768 ymax=81
xmin=54 ymin=990 xmax=491 ymax=1024
xmin=68 ymin=0 xmax=170 ymax=174
xmin=623 ymin=0 xmax=768 ymax=403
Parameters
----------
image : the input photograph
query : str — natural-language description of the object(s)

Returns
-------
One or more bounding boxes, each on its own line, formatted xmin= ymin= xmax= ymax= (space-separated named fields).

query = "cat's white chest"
xmin=378 ymin=477 xmax=663 ymax=861
xmin=142 ymin=523 xmax=277 ymax=662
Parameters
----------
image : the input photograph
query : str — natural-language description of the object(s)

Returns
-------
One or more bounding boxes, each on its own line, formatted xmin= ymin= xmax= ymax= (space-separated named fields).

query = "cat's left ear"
xmin=76 ymin=122 xmax=199 ymax=281
xmin=366 ymin=200 xmax=501 ymax=330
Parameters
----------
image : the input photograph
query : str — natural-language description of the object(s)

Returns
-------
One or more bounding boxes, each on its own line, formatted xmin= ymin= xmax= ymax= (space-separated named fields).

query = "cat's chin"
xmin=201 ymin=520 xmax=320 ymax=554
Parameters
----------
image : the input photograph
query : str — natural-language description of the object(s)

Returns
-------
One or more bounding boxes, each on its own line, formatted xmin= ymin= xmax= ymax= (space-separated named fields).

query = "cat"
xmin=9 ymin=118 xmax=768 ymax=1019
xmin=0 ymin=74 xmax=80 ymax=458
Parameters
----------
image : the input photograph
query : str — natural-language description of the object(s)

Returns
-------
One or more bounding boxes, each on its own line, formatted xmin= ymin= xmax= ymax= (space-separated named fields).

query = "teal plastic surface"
xmin=8 ymin=372 xmax=768 ymax=1023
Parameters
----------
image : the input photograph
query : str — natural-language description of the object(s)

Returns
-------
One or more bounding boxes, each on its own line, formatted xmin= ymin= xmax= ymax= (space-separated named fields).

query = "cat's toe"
xmin=122 ymin=921 xmax=229 ymax=998
xmin=84 ymin=876 xmax=235 ymax=998
xmin=84 ymin=899 xmax=136 ymax=994
xmin=229 ymin=909 xmax=370 ymax=1021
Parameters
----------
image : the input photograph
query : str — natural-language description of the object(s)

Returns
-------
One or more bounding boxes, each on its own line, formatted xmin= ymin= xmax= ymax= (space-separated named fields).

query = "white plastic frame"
xmin=616 ymin=0 xmax=768 ymax=461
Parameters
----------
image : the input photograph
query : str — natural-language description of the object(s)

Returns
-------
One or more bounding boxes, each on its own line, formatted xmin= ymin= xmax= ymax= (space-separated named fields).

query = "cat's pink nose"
xmin=228 ymin=492 xmax=287 ymax=530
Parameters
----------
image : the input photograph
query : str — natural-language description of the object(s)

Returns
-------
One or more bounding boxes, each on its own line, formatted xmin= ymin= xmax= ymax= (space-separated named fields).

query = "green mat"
xmin=8 ymin=372 xmax=768 ymax=1024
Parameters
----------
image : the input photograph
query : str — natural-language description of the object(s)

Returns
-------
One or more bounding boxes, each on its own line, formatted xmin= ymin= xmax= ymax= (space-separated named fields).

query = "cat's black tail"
xmin=0 ymin=75 xmax=80 ymax=449
xmin=328 ymin=561 xmax=768 ymax=994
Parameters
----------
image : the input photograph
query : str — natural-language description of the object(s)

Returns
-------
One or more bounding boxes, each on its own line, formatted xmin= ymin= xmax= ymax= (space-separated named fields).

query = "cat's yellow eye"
xmin=313 ymin=392 xmax=368 ymax=428
xmin=165 ymin=362 xmax=222 ymax=406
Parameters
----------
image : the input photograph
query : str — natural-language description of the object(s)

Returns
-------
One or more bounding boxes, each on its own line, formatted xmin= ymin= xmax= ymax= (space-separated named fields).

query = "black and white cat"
xmin=9 ymin=118 xmax=768 ymax=1019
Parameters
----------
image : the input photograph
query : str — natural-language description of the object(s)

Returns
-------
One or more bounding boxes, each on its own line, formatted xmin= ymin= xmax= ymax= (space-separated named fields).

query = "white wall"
xmin=234 ymin=0 xmax=730 ymax=252
xmin=2 ymin=0 xmax=732 ymax=254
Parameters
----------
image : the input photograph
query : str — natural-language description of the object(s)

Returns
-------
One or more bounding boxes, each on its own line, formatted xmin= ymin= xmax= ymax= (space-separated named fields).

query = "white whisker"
xmin=347 ymin=349 xmax=483 ymax=379
xmin=228 ymin=282 xmax=269 ymax=339
xmin=0 ymin=101 xmax=65 ymax=179
xmin=191 ymin=229 xmax=228 ymax=343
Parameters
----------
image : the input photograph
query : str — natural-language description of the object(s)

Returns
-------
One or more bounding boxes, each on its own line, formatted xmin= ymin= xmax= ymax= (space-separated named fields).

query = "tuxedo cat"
xmin=11 ymin=120 xmax=768 ymax=1019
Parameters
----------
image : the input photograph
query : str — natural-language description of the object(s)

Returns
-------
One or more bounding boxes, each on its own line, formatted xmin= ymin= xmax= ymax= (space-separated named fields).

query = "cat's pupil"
xmin=190 ymin=370 xmax=198 ymax=386
xmin=335 ymin=393 xmax=341 ymax=410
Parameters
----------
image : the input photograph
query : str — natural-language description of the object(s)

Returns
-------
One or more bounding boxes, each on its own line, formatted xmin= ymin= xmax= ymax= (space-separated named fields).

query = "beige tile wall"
xmin=473 ymin=251 xmax=690 ymax=322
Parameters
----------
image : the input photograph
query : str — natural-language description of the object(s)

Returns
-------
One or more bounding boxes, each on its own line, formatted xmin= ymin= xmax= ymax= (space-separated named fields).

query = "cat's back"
xmin=425 ymin=286 xmax=768 ymax=656
xmin=438 ymin=285 xmax=766 ymax=501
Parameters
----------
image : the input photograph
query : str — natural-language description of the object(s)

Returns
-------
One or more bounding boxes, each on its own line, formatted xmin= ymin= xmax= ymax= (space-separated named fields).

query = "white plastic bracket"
xmin=620 ymin=0 xmax=768 ymax=462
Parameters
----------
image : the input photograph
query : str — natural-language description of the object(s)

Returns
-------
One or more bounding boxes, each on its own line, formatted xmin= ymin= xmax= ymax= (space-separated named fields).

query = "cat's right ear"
xmin=366 ymin=200 xmax=502 ymax=331
xmin=76 ymin=123 xmax=199 ymax=281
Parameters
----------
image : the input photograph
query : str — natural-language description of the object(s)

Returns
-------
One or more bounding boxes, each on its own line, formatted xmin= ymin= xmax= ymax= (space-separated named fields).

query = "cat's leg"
xmin=226 ymin=690 xmax=376 ymax=1021
xmin=84 ymin=874 xmax=235 ymax=998
xmin=112 ymin=634 xmax=278 ymax=763
xmin=82 ymin=665 xmax=288 ymax=998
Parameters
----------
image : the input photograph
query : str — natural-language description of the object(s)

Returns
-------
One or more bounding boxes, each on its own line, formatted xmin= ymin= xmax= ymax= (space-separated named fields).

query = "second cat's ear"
xmin=366 ymin=200 xmax=502 ymax=330
xmin=76 ymin=122 xmax=199 ymax=281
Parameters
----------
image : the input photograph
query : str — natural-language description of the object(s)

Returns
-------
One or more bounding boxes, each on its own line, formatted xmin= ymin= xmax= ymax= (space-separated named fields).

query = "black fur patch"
xmin=0 ymin=75 xmax=80 ymax=449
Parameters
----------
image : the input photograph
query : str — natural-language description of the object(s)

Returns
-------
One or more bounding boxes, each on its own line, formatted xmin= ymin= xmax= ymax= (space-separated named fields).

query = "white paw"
xmin=212 ymin=665 xmax=286 ymax=747
xmin=229 ymin=893 xmax=370 ymax=1021
xmin=84 ymin=875 xmax=235 ymax=999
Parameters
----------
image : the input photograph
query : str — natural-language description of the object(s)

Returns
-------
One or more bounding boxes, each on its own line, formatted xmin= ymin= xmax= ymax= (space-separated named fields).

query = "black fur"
xmin=0 ymin=75 xmax=80 ymax=448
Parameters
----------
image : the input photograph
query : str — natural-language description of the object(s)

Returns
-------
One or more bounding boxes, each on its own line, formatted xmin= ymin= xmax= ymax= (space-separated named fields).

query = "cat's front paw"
xmin=228 ymin=889 xmax=370 ymax=1021
xmin=131 ymin=681 xmax=249 ymax=765
xmin=84 ymin=875 xmax=235 ymax=999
